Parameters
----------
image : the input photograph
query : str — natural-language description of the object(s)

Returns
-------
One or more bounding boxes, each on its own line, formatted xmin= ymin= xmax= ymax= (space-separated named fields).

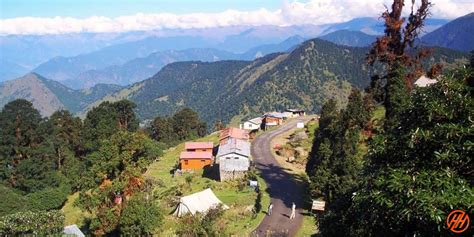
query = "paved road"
xmin=252 ymin=117 xmax=311 ymax=236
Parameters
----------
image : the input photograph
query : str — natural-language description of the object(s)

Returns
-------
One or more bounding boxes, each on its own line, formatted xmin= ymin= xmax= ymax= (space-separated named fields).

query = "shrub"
xmin=119 ymin=194 xmax=163 ymax=236
xmin=26 ymin=184 xmax=71 ymax=211
xmin=0 ymin=210 xmax=64 ymax=235
xmin=0 ymin=186 xmax=28 ymax=217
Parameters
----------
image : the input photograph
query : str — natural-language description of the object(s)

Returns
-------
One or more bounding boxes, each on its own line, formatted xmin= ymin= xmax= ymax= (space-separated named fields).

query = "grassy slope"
xmin=144 ymin=133 xmax=270 ymax=236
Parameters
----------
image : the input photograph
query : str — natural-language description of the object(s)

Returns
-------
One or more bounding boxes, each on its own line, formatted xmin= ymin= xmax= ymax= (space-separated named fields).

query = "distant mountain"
xmin=321 ymin=17 xmax=448 ymax=36
xmin=241 ymin=35 xmax=306 ymax=59
xmin=67 ymin=48 xmax=240 ymax=88
xmin=421 ymin=13 xmax=474 ymax=52
xmin=319 ymin=30 xmax=377 ymax=47
xmin=0 ymin=73 xmax=122 ymax=116
xmin=36 ymin=35 xmax=307 ymax=89
xmin=32 ymin=36 xmax=215 ymax=83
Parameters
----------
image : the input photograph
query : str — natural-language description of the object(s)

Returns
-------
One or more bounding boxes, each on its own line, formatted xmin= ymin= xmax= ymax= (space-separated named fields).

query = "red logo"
xmin=446 ymin=210 xmax=470 ymax=233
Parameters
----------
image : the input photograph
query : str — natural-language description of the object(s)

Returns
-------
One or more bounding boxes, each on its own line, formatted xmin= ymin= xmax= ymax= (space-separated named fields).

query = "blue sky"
xmin=1 ymin=0 xmax=291 ymax=18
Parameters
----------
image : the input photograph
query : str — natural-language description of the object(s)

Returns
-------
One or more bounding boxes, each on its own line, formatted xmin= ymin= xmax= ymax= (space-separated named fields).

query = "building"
xmin=180 ymin=151 xmax=213 ymax=171
xmin=219 ymin=127 xmax=249 ymax=145
xmin=184 ymin=142 xmax=214 ymax=153
xmin=285 ymin=109 xmax=306 ymax=117
xmin=241 ymin=117 xmax=262 ymax=130
xmin=262 ymin=112 xmax=284 ymax=129
xmin=217 ymin=139 xmax=250 ymax=181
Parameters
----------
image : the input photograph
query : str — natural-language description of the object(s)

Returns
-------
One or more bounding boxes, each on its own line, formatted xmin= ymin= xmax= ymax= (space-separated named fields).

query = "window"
xmin=184 ymin=160 xmax=188 ymax=165
xmin=201 ymin=160 xmax=205 ymax=163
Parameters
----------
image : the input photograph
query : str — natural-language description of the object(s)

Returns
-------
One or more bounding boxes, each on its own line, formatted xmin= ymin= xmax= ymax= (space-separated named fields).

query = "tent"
xmin=173 ymin=188 xmax=229 ymax=217
xmin=63 ymin=224 xmax=85 ymax=237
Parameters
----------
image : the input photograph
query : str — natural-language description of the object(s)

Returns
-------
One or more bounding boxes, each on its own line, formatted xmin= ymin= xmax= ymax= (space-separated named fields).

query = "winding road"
xmin=252 ymin=117 xmax=311 ymax=236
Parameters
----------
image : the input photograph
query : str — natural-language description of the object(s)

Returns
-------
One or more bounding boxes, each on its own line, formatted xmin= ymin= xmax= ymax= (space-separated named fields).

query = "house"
xmin=173 ymin=188 xmax=229 ymax=217
xmin=219 ymin=127 xmax=249 ymax=145
xmin=184 ymin=142 xmax=214 ymax=153
xmin=241 ymin=117 xmax=262 ymax=130
xmin=217 ymin=139 xmax=250 ymax=181
xmin=180 ymin=151 xmax=213 ymax=171
xmin=285 ymin=109 xmax=306 ymax=117
xmin=262 ymin=112 xmax=284 ymax=129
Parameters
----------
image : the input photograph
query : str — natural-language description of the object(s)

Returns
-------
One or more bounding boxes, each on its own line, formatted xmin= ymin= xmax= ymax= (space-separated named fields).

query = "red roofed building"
xmin=219 ymin=127 xmax=249 ymax=145
xmin=180 ymin=151 xmax=213 ymax=171
xmin=184 ymin=142 xmax=214 ymax=153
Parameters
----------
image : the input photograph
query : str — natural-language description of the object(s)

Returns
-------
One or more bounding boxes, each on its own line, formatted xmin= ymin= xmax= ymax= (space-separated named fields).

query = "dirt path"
xmin=252 ymin=117 xmax=311 ymax=236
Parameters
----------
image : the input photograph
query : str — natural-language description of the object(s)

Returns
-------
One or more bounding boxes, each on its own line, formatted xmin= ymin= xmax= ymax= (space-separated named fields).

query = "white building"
xmin=217 ymin=139 xmax=251 ymax=181
xmin=242 ymin=117 xmax=262 ymax=130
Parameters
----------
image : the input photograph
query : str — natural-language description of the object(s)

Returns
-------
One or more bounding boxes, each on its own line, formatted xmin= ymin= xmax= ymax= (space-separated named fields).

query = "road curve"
xmin=252 ymin=117 xmax=310 ymax=236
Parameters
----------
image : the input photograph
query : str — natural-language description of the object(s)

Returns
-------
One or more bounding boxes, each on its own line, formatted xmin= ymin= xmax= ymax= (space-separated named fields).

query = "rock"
xmin=294 ymin=147 xmax=308 ymax=158
xmin=290 ymin=131 xmax=308 ymax=142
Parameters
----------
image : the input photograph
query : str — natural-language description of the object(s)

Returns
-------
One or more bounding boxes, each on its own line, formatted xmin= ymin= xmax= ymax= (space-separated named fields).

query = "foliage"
xmin=309 ymin=2 xmax=474 ymax=235
xmin=119 ymin=193 xmax=163 ymax=236
xmin=80 ymin=131 xmax=162 ymax=235
xmin=83 ymin=100 xmax=138 ymax=151
xmin=175 ymin=206 xmax=225 ymax=236
xmin=346 ymin=68 xmax=474 ymax=236
xmin=0 ymin=210 xmax=64 ymax=235
xmin=149 ymin=107 xmax=207 ymax=146
xmin=0 ymin=185 xmax=28 ymax=216
xmin=26 ymin=184 xmax=71 ymax=211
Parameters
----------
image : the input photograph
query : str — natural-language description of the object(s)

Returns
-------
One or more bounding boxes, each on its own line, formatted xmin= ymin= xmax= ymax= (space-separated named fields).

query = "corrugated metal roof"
xmin=217 ymin=139 xmax=250 ymax=158
xmin=219 ymin=157 xmax=250 ymax=171
xmin=180 ymin=151 xmax=213 ymax=159
xmin=247 ymin=117 xmax=263 ymax=125
xmin=264 ymin=112 xmax=285 ymax=118
xmin=185 ymin=142 xmax=214 ymax=150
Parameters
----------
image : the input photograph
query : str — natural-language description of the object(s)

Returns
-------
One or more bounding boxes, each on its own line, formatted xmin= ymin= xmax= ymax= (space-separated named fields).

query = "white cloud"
xmin=1 ymin=0 xmax=472 ymax=35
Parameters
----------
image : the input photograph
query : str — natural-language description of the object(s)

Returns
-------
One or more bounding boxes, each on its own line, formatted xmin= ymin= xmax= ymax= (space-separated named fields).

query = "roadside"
xmin=252 ymin=117 xmax=313 ymax=236
xmin=269 ymin=117 xmax=320 ymax=236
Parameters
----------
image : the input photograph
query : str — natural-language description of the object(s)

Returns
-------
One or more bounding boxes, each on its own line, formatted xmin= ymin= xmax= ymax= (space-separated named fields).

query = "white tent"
xmin=173 ymin=188 xmax=229 ymax=217
xmin=63 ymin=224 xmax=85 ymax=237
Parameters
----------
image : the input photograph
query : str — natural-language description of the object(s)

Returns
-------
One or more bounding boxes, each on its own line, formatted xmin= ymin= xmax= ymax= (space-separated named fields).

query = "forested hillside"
xmin=92 ymin=38 xmax=467 ymax=126
xmin=421 ymin=12 xmax=474 ymax=52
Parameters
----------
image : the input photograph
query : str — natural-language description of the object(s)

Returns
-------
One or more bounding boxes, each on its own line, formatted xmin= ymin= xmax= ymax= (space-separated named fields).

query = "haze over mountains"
xmin=1 ymin=16 xmax=451 ymax=84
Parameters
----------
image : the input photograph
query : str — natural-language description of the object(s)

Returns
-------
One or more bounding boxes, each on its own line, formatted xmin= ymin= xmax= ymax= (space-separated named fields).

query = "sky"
xmin=1 ymin=0 xmax=473 ymax=35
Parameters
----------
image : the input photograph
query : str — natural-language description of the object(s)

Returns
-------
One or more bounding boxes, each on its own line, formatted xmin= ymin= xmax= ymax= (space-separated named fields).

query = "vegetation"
xmin=148 ymin=107 xmax=207 ymax=146
xmin=0 ymin=210 xmax=64 ymax=235
xmin=306 ymin=1 xmax=473 ymax=236
xmin=0 ymin=99 xmax=167 ymax=235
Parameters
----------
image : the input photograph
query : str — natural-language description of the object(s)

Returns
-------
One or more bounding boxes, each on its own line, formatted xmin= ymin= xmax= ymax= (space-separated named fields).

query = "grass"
xmin=144 ymin=132 xmax=269 ymax=236
xmin=61 ymin=192 xmax=91 ymax=227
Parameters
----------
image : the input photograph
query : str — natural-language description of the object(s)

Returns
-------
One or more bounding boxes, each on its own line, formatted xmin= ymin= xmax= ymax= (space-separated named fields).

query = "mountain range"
xmin=2 ymin=37 xmax=467 ymax=123
xmin=421 ymin=12 xmax=474 ymax=52
xmin=1 ymin=16 xmax=450 ymax=83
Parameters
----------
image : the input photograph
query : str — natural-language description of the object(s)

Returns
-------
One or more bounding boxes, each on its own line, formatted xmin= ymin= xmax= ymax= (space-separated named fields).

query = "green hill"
xmin=84 ymin=39 xmax=469 ymax=125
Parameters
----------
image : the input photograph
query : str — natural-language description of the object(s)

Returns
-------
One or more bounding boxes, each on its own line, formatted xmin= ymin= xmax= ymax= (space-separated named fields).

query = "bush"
xmin=0 ymin=210 xmax=64 ymax=235
xmin=0 ymin=186 xmax=28 ymax=217
xmin=26 ymin=184 xmax=71 ymax=211
xmin=119 ymin=194 xmax=163 ymax=236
